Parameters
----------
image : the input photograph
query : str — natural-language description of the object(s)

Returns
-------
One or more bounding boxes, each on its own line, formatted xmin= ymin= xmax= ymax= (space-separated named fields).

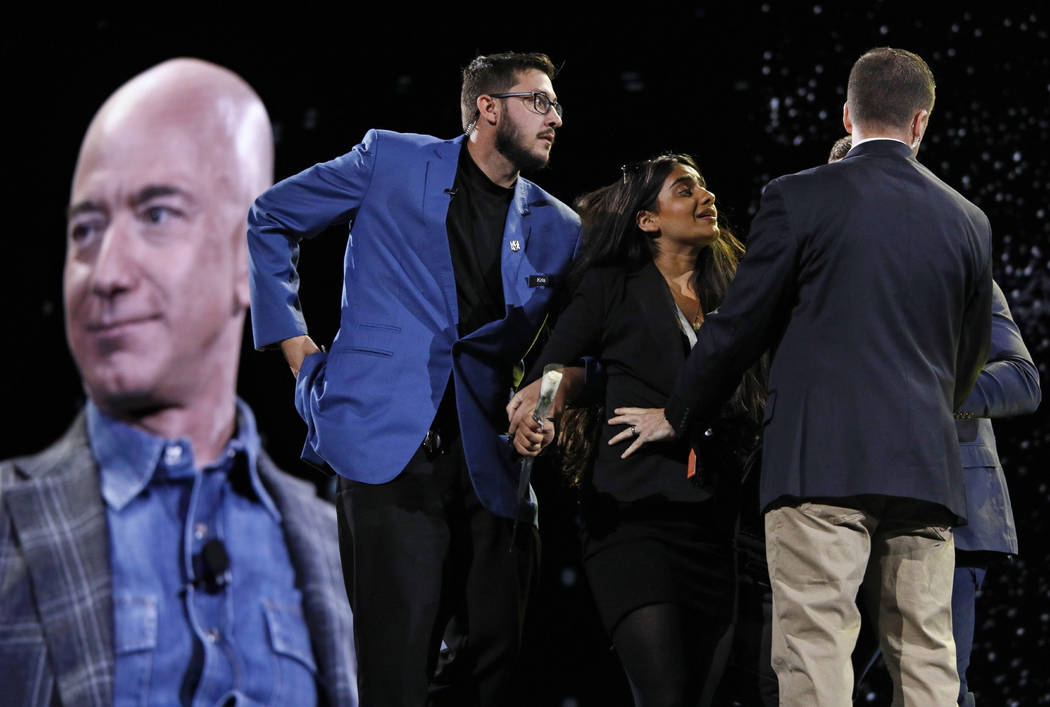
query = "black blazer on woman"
xmin=532 ymin=261 xmax=718 ymax=504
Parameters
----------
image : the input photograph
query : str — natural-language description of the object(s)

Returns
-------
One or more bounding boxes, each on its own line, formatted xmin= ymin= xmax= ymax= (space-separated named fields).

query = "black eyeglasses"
xmin=489 ymin=91 xmax=564 ymax=119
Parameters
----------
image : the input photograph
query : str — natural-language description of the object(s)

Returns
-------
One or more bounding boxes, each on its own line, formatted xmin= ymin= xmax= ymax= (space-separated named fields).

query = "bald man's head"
xmin=64 ymin=58 xmax=274 ymax=417
xmin=75 ymin=58 xmax=273 ymax=222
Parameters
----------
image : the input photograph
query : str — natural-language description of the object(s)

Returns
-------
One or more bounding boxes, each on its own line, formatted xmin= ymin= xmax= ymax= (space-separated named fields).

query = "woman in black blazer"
xmin=511 ymin=154 xmax=765 ymax=706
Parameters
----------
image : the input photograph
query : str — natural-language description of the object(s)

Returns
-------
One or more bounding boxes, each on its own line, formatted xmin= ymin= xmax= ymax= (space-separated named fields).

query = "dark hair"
xmin=828 ymin=135 xmax=853 ymax=163
xmin=556 ymin=154 xmax=767 ymax=484
xmin=847 ymin=47 xmax=935 ymax=131
xmin=460 ymin=52 xmax=557 ymax=133
xmin=564 ymin=154 xmax=741 ymax=317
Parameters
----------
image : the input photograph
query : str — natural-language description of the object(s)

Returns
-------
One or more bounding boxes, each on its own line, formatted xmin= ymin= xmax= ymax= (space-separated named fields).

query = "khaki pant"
xmin=765 ymin=500 xmax=958 ymax=706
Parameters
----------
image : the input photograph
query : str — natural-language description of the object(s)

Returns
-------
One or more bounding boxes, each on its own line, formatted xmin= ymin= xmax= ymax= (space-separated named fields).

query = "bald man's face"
xmin=64 ymin=104 xmax=249 ymax=414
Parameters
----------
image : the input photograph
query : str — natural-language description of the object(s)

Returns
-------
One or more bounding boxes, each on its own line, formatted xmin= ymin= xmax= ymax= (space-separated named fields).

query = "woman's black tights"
xmin=611 ymin=602 xmax=731 ymax=707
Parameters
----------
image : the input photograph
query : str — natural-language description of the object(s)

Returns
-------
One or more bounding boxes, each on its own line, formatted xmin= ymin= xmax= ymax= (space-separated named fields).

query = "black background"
xmin=4 ymin=5 xmax=1048 ymax=704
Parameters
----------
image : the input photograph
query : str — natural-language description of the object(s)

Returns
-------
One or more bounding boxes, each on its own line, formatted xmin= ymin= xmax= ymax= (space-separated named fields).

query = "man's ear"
xmin=477 ymin=94 xmax=500 ymax=128
xmin=842 ymin=102 xmax=854 ymax=135
xmin=636 ymin=209 xmax=659 ymax=234
xmin=912 ymin=109 xmax=930 ymax=141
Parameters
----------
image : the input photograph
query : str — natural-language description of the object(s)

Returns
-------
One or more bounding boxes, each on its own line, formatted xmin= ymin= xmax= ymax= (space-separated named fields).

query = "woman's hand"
xmin=506 ymin=379 xmax=554 ymax=456
xmin=607 ymin=407 xmax=676 ymax=459
xmin=506 ymin=368 xmax=584 ymax=456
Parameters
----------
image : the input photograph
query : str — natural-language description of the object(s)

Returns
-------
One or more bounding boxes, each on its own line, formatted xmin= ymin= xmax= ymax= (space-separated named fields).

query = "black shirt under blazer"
xmin=665 ymin=140 xmax=993 ymax=523
xmin=533 ymin=261 xmax=711 ymax=504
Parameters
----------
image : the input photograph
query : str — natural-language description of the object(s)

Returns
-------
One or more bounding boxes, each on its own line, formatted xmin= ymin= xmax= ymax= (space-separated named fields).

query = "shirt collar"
xmin=459 ymin=140 xmax=516 ymax=195
xmin=847 ymin=136 xmax=911 ymax=153
xmin=88 ymin=399 xmax=279 ymax=521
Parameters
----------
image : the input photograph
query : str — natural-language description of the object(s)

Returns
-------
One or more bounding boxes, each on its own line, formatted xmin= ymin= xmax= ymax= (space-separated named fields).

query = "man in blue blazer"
xmin=614 ymin=48 xmax=993 ymax=704
xmin=950 ymin=281 xmax=1040 ymax=705
xmin=247 ymin=52 xmax=581 ymax=705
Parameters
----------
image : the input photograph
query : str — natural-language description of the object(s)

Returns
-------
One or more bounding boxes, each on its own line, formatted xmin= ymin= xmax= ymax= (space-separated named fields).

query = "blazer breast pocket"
xmin=520 ymin=273 xmax=561 ymax=318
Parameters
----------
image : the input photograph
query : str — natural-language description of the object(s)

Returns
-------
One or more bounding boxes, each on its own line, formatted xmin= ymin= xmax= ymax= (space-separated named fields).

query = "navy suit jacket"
xmin=953 ymin=281 xmax=1040 ymax=553
xmin=0 ymin=414 xmax=358 ymax=707
xmin=247 ymin=130 xmax=581 ymax=520
xmin=665 ymin=140 xmax=993 ymax=522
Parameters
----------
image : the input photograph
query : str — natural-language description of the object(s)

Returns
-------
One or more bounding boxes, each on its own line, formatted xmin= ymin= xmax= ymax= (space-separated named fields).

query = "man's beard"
xmin=495 ymin=118 xmax=551 ymax=174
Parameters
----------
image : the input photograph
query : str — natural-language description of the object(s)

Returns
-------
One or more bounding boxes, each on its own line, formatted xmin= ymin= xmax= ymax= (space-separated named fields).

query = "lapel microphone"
xmin=202 ymin=538 xmax=230 ymax=587
xmin=185 ymin=538 xmax=231 ymax=594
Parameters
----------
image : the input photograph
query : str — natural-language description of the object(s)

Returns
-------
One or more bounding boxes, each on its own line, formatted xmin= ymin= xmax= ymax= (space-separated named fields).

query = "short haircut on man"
xmin=847 ymin=47 xmax=936 ymax=130
xmin=460 ymin=51 xmax=558 ymax=132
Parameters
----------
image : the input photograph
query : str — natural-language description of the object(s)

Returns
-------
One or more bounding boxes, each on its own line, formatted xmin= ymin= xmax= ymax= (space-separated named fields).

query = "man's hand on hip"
xmin=607 ymin=407 xmax=677 ymax=459
xmin=281 ymin=335 xmax=321 ymax=378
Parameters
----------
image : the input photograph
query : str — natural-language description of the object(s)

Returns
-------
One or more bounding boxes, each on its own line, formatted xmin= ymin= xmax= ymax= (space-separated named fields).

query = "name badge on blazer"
xmin=526 ymin=274 xmax=559 ymax=288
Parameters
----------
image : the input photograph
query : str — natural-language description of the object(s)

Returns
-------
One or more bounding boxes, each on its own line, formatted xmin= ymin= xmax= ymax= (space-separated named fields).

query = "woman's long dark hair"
xmin=557 ymin=153 xmax=767 ymax=485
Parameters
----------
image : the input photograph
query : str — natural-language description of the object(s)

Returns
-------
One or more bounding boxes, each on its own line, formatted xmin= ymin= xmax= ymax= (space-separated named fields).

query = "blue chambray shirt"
xmin=88 ymin=400 xmax=319 ymax=707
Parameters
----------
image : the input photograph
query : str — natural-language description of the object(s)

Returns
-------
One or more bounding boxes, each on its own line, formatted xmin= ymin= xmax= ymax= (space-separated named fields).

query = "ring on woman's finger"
xmin=631 ymin=426 xmax=638 ymax=437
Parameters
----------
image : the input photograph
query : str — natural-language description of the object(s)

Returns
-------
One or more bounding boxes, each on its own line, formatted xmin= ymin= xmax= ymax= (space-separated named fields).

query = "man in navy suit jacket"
xmin=614 ymin=48 xmax=993 ymax=704
xmin=830 ymin=137 xmax=1041 ymax=706
xmin=247 ymin=52 xmax=581 ymax=705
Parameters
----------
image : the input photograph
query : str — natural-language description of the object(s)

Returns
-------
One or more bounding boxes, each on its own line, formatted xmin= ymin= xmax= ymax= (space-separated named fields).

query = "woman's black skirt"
xmin=580 ymin=496 xmax=737 ymax=635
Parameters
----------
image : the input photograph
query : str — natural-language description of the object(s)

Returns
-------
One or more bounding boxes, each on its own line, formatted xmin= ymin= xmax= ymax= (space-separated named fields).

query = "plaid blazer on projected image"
xmin=0 ymin=412 xmax=358 ymax=707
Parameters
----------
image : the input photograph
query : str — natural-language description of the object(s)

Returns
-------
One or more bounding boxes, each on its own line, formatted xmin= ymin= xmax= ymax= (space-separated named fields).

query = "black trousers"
xmin=335 ymin=439 xmax=538 ymax=707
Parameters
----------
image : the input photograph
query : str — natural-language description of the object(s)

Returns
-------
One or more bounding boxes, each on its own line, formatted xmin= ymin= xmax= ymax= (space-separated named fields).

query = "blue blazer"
xmin=953 ymin=281 xmax=1040 ymax=554
xmin=247 ymin=130 xmax=581 ymax=520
